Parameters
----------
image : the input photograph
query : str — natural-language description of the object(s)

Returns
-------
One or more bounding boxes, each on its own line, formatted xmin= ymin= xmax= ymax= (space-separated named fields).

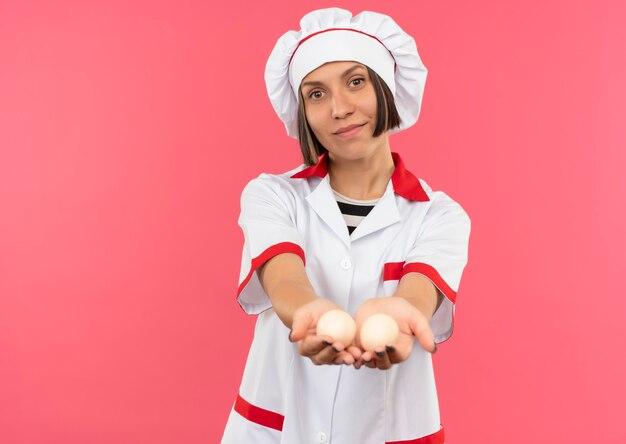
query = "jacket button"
xmin=340 ymin=259 xmax=352 ymax=270
xmin=317 ymin=432 xmax=328 ymax=443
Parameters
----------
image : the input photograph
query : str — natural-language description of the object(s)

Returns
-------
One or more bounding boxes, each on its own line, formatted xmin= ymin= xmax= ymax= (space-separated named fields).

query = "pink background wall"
xmin=1 ymin=0 xmax=625 ymax=442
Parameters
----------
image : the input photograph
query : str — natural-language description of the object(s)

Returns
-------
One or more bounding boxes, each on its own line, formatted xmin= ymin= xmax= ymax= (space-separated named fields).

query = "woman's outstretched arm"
xmin=354 ymin=273 xmax=440 ymax=370
xmin=258 ymin=252 xmax=362 ymax=365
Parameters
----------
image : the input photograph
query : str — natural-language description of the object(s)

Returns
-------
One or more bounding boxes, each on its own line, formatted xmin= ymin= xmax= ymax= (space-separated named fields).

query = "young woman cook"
xmin=222 ymin=8 xmax=471 ymax=444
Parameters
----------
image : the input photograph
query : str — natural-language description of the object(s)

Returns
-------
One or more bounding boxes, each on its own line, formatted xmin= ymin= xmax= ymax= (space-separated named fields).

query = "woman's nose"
xmin=331 ymin=91 xmax=354 ymax=119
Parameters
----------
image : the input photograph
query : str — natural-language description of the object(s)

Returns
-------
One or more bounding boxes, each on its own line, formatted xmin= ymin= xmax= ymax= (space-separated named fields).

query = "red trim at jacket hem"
xmin=234 ymin=394 xmax=284 ymax=432
xmin=234 ymin=394 xmax=444 ymax=442
xmin=387 ymin=426 xmax=445 ymax=444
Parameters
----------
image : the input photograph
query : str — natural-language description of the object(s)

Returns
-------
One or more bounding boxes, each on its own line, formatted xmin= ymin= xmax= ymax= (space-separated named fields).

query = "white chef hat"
xmin=265 ymin=8 xmax=428 ymax=139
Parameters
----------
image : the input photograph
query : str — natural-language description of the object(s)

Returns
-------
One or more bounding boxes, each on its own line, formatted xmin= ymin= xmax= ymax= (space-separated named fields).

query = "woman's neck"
xmin=327 ymin=139 xmax=395 ymax=200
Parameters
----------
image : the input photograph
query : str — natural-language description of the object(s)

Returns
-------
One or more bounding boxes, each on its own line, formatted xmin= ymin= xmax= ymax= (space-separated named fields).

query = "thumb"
xmin=289 ymin=309 xmax=314 ymax=342
xmin=407 ymin=311 xmax=436 ymax=353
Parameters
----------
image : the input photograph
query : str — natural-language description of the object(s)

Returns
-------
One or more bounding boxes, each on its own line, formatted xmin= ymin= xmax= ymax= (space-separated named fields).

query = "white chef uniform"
xmin=221 ymin=151 xmax=471 ymax=444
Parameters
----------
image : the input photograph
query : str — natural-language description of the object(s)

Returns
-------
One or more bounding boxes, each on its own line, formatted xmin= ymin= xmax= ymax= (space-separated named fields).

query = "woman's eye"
xmin=351 ymin=78 xmax=365 ymax=86
xmin=309 ymin=91 xmax=323 ymax=99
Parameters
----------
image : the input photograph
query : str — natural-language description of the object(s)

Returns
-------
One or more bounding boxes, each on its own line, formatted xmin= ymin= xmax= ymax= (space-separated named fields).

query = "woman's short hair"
xmin=297 ymin=66 xmax=402 ymax=166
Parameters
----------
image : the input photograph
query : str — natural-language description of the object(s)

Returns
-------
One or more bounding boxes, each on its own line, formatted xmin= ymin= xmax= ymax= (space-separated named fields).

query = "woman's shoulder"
xmin=415 ymin=178 xmax=471 ymax=222
xmin=240 ymin=163 xmax=312 ymax=206
xmin=244 ymin=163 xmax=309 ymax=190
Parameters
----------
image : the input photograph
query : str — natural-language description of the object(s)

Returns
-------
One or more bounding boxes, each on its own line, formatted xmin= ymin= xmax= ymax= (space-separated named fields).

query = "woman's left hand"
xmin=353 ymin=297 xmax=436 ymax=370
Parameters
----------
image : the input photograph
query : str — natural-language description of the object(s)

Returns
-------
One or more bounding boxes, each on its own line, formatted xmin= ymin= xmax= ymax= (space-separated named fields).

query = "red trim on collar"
xmin=390 ymin=152 xmax=430 ymax=202
xmin=291 ymin=152 xmax=329 ymax=179
xmin=290 ymin=152 xmax=429 ymax=202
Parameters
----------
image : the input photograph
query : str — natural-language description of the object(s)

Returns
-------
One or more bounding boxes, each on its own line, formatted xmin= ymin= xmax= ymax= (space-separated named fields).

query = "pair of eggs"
xmin=316 ymin=309 xmax=399 ymax=351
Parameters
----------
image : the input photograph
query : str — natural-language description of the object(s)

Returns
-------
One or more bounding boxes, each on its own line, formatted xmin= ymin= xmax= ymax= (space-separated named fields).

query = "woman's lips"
xmin=334 ymin=124 xmax=365 ymax=138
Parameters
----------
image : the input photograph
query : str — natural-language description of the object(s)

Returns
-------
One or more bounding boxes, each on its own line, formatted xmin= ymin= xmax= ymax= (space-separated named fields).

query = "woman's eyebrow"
xmin=341 ymin=64 xmax=366 ymax=78
xmin=301 ymin=64 xmax=366 ymax=89
xmin=301 ymin=79 xmax=324 ymax=89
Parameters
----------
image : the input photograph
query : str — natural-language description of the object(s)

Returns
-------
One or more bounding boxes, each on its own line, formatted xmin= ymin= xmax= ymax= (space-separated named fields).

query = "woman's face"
xmin=300 ymin=61 xmax=382 ymax=161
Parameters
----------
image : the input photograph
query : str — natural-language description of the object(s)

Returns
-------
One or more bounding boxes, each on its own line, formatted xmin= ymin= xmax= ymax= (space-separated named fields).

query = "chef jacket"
xmin=222 ymin=152 xmax=471 ymax=444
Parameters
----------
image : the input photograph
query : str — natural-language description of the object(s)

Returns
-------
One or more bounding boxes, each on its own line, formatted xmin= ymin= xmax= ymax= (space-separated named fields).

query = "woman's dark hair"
xmin=297 ymin=66 xmax=402 ymax=166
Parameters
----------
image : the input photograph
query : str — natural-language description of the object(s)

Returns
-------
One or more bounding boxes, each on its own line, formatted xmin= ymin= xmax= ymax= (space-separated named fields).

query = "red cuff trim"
xmin=237 ymin=242 xmax=305 ymax=298
xmin=387 ymin=426 xmax=444 ymax=444
xmin=401 ymin=262 xmax=457 ymax=304
xmin=234 ymin=394 xmax=284 ymax=432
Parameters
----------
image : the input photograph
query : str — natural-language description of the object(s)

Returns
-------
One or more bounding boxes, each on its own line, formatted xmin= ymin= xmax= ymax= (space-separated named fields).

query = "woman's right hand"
xmin=289 ymin=299 xmax=362 ymax=366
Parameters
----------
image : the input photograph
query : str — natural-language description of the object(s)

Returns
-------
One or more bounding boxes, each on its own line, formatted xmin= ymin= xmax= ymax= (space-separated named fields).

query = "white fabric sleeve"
xmin=236 ymin=175 xmax=306 ymax=315
xmin=401 ymin=192 xmax=471 ymax=343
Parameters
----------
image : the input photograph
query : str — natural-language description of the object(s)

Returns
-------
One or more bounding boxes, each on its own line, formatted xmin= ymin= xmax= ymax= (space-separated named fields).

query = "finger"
xmin=360 ymin=350 xmax=374 ymax=363
xmin=385 ymin=345 xmax=399 ymax=364
xmin=310 ymin=344 xmax=354 ymax=366
xmin=374 ymin=347 xmax=392 ymax=370
xmin=359 ymin=352 xmax=376 ymax=368
xmin=333 ymin=350 xmax=355 ymax=365
xmin=290 ymin=311 xmax=314 ymax=342
xmin=385 ymin=343 xmax=409 ymax=364
xmin=417 ymin=330 xmax=436 ymax=354
xmin=353 ymin=354 xmax=370 ymax=369
xmin=363 ymin=358 xmax=376 ymax=369
xmin=346 ymin=345 xmax=362 ymax=361
xmin=331 ymin=341 xmax=347 ymax=352
xmin=310 ymin=342 xmax=340 ymax=365
xmin=407 ymin=312 xmax=437 ymax=353
xmin=299 ymin=335 xmax=333 ymax=357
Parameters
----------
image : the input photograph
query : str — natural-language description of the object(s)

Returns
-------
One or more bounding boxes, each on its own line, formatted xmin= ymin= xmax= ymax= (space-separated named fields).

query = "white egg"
xmin=359 ymin=314 xmax=400 ymax=351
xmin=316 ymin=309 xmax=357 ymax=345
